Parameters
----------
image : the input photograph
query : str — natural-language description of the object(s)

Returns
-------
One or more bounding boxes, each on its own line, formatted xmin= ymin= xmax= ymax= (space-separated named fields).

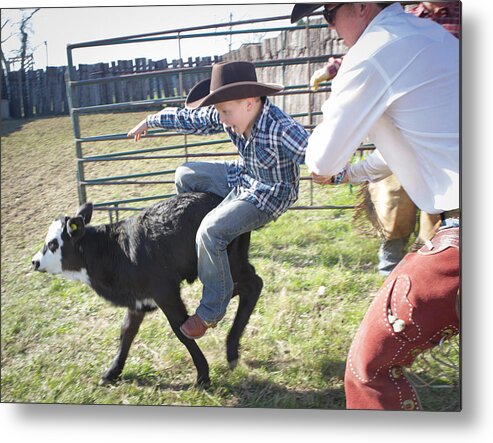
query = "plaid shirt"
xmin=146 ymin=99 xmax=308 ymax=218
xmin=327 ymin=2 xmax=460 ymax=80
xmin=407 ymin=2 xmax=461 ymax=39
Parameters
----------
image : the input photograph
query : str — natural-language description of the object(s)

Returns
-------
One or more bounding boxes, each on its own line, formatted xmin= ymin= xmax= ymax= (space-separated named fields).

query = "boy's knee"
xmin=175 ymin=163 xmax=195 ymax=193
xmin=196 ymin=215 xmax=226 ymax=248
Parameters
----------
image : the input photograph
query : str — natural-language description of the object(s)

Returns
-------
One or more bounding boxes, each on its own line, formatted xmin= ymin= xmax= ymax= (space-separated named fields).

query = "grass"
xmin=1 ymin=113 xmax=459 ymax=409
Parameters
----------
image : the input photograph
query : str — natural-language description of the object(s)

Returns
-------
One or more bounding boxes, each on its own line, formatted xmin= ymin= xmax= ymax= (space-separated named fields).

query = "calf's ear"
xmin=67 ymin=216 xmax=86 ymax=240
xmin=76 ymin=202 xmax=93 ymax=225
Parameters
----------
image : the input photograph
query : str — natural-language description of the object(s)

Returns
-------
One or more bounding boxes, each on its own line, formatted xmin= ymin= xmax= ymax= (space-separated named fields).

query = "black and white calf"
xmin=32 ymin=192 xmax=263 ymax=387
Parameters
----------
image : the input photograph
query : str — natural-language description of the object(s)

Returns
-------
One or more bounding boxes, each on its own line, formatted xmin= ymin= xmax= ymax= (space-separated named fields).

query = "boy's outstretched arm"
xmin=128 ymin=106 xmax=223 ymax=142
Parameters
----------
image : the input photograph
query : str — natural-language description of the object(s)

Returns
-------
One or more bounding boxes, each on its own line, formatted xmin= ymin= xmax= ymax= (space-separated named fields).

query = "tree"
xmin=1 ymin=17 xmax=14 ymax=101
xmin=2 ymin=9 xmax=40 ymax=117
xmin=18 ymin=8 xmax=40 ymax=117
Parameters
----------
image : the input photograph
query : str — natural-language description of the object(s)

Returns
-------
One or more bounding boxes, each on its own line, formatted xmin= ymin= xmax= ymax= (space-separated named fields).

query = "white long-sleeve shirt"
xmin=347 ymin=150 xmax=391 ymax=183
xmin=305 ymin=3 xmax=459 ymax=214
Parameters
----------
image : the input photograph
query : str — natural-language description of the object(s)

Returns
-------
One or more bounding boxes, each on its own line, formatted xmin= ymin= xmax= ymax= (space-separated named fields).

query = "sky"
xmin=1 ymin=1 xmax=296 ymax=70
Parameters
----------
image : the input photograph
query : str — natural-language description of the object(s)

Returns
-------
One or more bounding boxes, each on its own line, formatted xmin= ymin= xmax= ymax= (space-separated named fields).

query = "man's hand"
xmin=311 ymin=172 xmax=333 ymax=185
xmin=127 ymin=119 xmax=148 ymax=141
xmin=310 ymin=57 xmax=342 ymax=91
xmin=311 ymin=170 xmax=349 ymax=185
xmin=310 ymin=57 xmax=340 ymax=91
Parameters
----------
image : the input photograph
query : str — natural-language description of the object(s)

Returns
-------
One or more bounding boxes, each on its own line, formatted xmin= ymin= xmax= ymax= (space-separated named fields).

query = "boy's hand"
xmin=127 ymin=119 xmax=148 ymax=141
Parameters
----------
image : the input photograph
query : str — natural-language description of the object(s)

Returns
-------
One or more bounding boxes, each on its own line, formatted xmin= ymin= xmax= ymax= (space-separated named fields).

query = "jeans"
xmin=377 ymin=237 xmax=408 ymax=277
xmin=175 ymin=161 xmax=274 ymax=324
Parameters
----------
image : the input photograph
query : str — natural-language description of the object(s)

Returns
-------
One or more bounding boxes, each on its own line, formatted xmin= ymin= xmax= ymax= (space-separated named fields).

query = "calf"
xmin=31 ymin=192 xmax=263 ymax=387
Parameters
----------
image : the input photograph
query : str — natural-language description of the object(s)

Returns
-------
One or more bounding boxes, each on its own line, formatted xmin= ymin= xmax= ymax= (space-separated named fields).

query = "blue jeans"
xmin=379 ymin=217 xmax=460 ymax=277
xmin=378 ymin=237 xmax=408 ymax=277
xmin=175 ymin=161 xmax=273 ymax=324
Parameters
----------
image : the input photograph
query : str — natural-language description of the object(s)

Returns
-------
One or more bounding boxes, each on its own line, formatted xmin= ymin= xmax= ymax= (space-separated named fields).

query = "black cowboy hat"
xmin=290 ymin=3 xmax=341 ymax=24
xmin=185 ymin=61 xmax=284 ymax=109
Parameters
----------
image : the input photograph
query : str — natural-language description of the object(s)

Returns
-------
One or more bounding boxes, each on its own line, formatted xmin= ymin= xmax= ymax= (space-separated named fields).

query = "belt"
xmin=441 ymin=209 xmax=460 ymax=221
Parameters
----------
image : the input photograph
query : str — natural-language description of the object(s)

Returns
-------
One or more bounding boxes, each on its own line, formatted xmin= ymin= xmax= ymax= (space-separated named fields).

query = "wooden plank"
xmin=157 ymin=58 xmax=168 ymax=99
xmin=89 ymin=63 xmax=101 ymax=105
xmin=55 ymin=67 xmax=64 ymax=114
xmin=110 ymin=61 xmax=120 ymax=104
xmin=160 ymin=58 xmax=171 ymax=97
xmin=10 ymin=71 xmax=22 ymax=118
xmin=148 ymin=59 xmax=158 ymax=99
xmin=78 ymin=64 xmax=89 ymax=107
xmin=61 ymin=67 xmax=69 ymax=114
xmin=45 ymin=67 xmax=54 ymax=114
xmin=134 ymin=58 xmax=146 ymax=101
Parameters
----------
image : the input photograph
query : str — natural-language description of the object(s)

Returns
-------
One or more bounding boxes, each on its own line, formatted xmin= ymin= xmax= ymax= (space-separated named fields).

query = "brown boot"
xmin=180 ymin=314 xmax=216 ymax=340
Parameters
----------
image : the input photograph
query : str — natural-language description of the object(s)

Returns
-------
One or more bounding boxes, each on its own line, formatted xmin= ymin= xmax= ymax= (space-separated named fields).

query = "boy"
xmin=128 ymin=61 xmax=308 ymax=339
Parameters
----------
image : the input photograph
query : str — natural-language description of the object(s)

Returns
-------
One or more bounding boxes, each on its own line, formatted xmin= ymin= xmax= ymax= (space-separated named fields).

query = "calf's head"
xmin=32 ymin=203 xmax=93 ymax=280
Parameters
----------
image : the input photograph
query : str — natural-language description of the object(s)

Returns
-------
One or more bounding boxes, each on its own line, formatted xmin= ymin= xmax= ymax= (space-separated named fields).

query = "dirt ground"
xmin=2 ymin=117 xmax=80 ymax=270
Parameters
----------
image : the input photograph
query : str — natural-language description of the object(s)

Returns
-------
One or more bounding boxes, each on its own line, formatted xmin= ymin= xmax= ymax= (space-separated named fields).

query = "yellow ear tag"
xmin=70 ymin=223 xmax=78 ymax=231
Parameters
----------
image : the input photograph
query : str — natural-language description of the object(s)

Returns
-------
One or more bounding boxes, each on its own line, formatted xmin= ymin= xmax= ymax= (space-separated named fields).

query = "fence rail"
xmin=60 ymin=12 xmax=357 ymax=217
xmin=3 ymin=56 xmax=223 ymax=118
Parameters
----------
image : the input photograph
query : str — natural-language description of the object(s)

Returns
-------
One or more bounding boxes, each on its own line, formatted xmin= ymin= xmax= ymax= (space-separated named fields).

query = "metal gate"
xmin=65 ymin=10 xmax=372 ymax=222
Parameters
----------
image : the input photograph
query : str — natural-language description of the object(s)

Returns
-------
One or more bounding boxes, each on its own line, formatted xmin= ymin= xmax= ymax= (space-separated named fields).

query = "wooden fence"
xmin=3 ymin=56 xmax=222 ymax=118
xmin=2 ymin=18 xmax=346 ymax=119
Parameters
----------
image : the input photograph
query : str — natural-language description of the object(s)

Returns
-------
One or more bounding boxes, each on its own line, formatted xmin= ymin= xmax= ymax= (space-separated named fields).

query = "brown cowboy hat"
xmin=185 ymin=61 xmax=284 ymax=109
xmin=290 ymin=3 xmax=342 ymax=24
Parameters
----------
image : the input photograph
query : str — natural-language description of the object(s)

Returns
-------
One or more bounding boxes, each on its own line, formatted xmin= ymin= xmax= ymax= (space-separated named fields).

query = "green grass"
xmin=1 ymin=114 xmax=459 ymax=409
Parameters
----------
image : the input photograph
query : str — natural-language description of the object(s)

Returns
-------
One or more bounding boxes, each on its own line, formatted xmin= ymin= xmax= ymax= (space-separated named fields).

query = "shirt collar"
xmin=249 ymin=98 xmax=271 ymax=140
xmin=357 ymin=2 xmax=404 ymax=42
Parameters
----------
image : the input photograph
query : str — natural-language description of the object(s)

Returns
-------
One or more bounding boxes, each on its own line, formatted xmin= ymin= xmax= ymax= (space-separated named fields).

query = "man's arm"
xmin=346 ymin=150 xmax=392 ymax=183
xmin=306 ymin=59 xmax=389 ymax=177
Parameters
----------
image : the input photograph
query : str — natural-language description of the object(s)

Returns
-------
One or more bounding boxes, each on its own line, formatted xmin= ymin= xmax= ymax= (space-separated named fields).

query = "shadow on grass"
xmin=410 ymin=370 xmax=461 ymax=412
xmin=96 ymin=356 xmax=458 ymax=410
xmin=105 ymin=358 xmax=347 ymax=409
xmin=1 ymin=115 xmax=71 ymax=138
xmin=119 ymin=373 xmax=195 ymax=392
xmin=0 ymin=118 xmax=26 ymax=137
xmin=218 ymin=376 xmax=346 ymax=410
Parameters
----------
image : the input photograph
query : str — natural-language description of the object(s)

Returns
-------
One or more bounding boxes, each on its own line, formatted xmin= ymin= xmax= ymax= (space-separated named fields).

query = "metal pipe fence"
xmin=66 ymin=11 xmax=371 ymax=221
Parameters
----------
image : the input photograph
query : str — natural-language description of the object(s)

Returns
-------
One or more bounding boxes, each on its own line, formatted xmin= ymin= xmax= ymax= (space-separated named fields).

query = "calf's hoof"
xmin=100 ymin=368 xmax=122 ymax=385
xmin=99 ymin=376 xmax=118 ymax=386
xmin=196 ymin=375 xmax=211 ymax=390
xmin=228 ymin=359 xmax=238 ymax=370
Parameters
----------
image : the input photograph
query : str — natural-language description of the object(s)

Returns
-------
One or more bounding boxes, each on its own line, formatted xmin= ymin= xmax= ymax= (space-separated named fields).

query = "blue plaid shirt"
xmin=146 ymin=99 xmax=308 ymax=218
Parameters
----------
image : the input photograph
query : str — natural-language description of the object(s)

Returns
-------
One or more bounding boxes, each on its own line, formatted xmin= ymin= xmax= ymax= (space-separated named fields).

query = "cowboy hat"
xmin=185 ymin=61 xmax=284 ymax=109
xmin=290 ymin=3 xmax=344 ymax=24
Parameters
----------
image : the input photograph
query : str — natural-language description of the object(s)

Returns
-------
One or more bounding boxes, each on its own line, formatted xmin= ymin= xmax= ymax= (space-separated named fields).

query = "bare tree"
xmin=18 ymin=8 xmax=40 ymax=117
xmin=1 ymin=17 xmax=14 ymax=100
xmin=3 ymin=9 xmax=41 ymax=117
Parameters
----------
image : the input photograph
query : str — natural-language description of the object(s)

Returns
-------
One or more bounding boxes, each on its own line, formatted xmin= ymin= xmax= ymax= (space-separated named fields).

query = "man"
xmin=128 ymin=61 xmax=308 ymax=339
xmin=291 ymin=2 xmax=459 ymax=410
xmin=304 ymin=1 xmax=460 ymax=276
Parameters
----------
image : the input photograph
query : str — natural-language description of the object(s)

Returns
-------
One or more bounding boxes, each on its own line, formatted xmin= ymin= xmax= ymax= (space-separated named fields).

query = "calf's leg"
xmin=100 ymin=308 xmax=145 ymax=385
xmin=227 ymin=267 xmax=263 ymax=369
xmin=155 ymin=292 xmax=211 ymax=388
